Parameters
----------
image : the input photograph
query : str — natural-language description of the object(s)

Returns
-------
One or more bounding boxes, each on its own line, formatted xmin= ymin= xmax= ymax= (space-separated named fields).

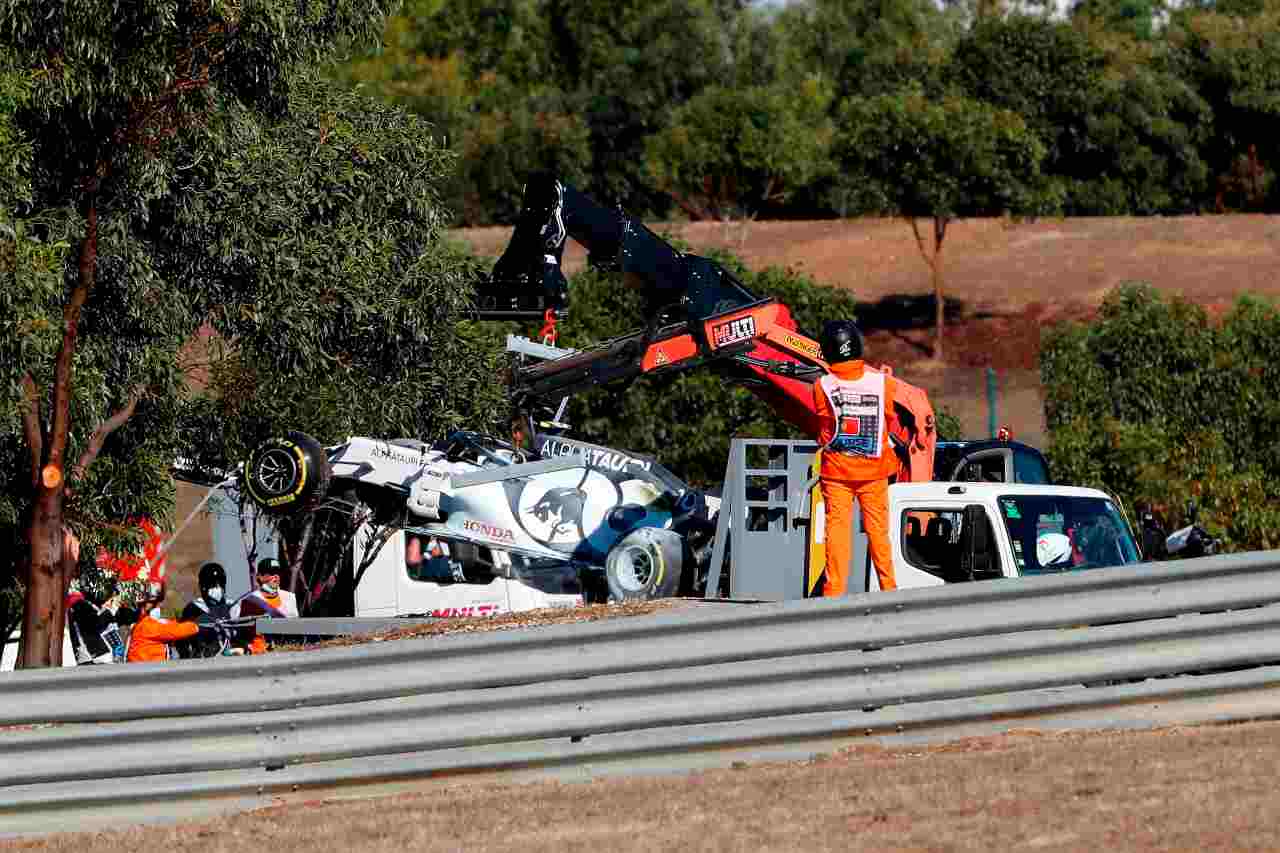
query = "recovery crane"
xmin=473 ymin=175 xmax=938 ymax=480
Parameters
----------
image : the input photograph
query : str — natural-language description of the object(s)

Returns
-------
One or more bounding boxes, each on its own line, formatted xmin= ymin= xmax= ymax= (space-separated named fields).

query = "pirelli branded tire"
xmin=605 ymin=527 xmax=684 ymax=602
xmin=242 ymin=431 xmax=332 ymax=515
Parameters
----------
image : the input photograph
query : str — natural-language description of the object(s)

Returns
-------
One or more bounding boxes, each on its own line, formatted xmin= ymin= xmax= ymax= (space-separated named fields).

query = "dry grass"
xmin=273 ymin=598 xmax=693 ymax=652
xmin=12 ymin=719 xmax=1280 ymax=851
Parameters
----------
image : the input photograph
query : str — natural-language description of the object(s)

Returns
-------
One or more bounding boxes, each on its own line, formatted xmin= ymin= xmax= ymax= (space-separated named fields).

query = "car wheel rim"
xmin=256 ymin=448 xmax=299 ymax=496
xmin=614 ymin=544 xmax=655 ymax=593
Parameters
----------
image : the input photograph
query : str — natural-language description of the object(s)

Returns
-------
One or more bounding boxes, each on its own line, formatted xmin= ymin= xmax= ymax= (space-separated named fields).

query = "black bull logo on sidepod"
xmin=499 ymin=441 xmax=670 ymax=558
xmin=530 ymin=486 xmax=588 ymax=542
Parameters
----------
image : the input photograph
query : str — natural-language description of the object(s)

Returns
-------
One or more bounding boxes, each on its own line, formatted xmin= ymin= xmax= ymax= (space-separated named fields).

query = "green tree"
xmin=1042 ymin=284 xmax=1280 ymax=552
xmin=169 ymin=77 xmax=507 ymax=476
xmin=344 ymin=0 xmax=738 ymax=219
xmin=951 ymin=16 xmax=1213 ymax=214
xmin=1072 ymin=0 xmax=1168 ymax=40
xmin=450 ymin=97 xmax=594 ymax=226
xmin=644 ymin=79 xmax=835 ymax=221
xmin=949 ymin=17 xmax=1105 ymax=202
xmin=828 ymin=89 xmax=1056 ymax=360
xmin=1170 ymin=5 xmax=1280 ymax=210
xmin=774 ymin=0 xmax=957 ymax=101
xmin=1067 ymin=30 xmax=1214 ymax=213
xmin=0 ymin=1 xmax=484 ymax=666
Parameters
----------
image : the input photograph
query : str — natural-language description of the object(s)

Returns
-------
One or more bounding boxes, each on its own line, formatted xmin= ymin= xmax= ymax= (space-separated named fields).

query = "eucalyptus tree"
xmin=1 ymin=0 xmax=496 ymax=666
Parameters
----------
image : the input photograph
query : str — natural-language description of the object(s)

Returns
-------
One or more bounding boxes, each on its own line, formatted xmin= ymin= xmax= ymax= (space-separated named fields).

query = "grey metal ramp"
xmin=707 ymin=438 xmax=869 ymax=600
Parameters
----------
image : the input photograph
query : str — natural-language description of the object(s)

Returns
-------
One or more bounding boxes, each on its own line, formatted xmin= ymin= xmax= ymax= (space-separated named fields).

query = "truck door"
xmin=897 ymin=502 xmax=1004 ymax=588
xmin=353 ymin=526 xmax=401 ymax=617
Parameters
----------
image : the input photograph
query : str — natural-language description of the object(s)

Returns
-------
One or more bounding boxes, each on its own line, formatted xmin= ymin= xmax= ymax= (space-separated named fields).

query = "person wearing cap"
xmin=813 ymin=319 xmax=899 ymax=596
xmin=178 ymin=561 xmax=243 ymax=658
xmin=126 ymin=580 xmax=201 ymax=663
xmin=232 ymin=557 xmax=299 ymax=655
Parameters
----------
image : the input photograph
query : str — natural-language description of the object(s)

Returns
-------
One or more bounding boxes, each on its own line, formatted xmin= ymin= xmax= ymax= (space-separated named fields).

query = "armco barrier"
xmin=4 ymin=550 xmax=1280 ymax=831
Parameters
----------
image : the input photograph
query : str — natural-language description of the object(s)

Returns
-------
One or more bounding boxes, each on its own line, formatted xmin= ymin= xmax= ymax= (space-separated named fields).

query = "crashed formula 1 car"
xmin=239 ymin=427 xmax=721 ymax=614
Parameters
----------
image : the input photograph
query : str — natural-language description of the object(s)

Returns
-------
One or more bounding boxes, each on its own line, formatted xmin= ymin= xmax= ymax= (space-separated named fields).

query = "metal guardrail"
xmin=4 ymin=551 xmax=1280 ymax=833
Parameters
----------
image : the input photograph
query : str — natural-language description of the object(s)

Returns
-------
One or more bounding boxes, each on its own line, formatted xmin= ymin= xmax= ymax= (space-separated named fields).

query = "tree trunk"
xmin=19 ymin=194 xmax=97 ymax=668
xmin=286 ymin=514 xmax=315 ymax=603
xmin=20 ymin=495 xmax=64 ymax=667
xmin=932 ymin=216 xmax=947 ymax=361
xmin=907 ymin=216 xmax=950 ymax=361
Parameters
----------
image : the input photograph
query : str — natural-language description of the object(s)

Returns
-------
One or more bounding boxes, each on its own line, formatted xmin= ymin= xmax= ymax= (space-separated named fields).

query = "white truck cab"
xmin=350 ymin=527 xmax=583 ymax=618
xmin=882 ymin=482 xmax=1143 ymax=591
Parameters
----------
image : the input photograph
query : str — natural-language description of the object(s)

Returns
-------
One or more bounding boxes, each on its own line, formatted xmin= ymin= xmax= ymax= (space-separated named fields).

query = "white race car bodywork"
xmin=328 ymin=435 xmax=679 ymax=566
xmin=218 ymin=431 xmax=716 ymax=619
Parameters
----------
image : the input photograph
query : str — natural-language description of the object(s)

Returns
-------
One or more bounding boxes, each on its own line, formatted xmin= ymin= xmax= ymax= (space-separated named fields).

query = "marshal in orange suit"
xmin=812 ymin=320 xmax=897 ymax=596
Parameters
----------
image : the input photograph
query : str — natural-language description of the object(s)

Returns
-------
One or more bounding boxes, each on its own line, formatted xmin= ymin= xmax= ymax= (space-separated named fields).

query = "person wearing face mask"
xmin=232 ymin=557 xmax=299 ymax=655
xmin=178 ymin=562 xmax=242 ymax=658
xmin=126 ymin=580 xmax=201 ymax=663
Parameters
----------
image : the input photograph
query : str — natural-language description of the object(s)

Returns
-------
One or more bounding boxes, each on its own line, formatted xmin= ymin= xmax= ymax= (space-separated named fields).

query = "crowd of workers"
xmin=67 ymin=555 xmax=299 ymax=666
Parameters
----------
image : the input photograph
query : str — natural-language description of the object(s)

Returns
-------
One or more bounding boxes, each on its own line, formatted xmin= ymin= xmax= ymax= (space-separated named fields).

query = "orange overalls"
xmin=126 ymin=611 xmax=199 ymax=663
xmin=813 ymin=360 xmax=898 ymax=595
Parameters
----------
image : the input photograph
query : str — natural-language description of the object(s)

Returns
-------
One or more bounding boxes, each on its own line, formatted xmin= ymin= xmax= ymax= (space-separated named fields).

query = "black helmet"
xmin=78 ymin=564 xmax=118 ymax=606
xmin=198 ymin=561 xmax=227 ymax=594
xmin=820 ymin=320 xmax=863 ymax=364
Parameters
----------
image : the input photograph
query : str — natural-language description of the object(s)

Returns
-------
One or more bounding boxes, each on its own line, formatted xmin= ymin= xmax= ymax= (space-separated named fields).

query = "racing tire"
xmin=605 ymin=527 xmax=684 ymax=602
xmin=242 ymin=431 xmax=332 ymax=516
xmin=673 ymin=517 xmax=717 ymax=596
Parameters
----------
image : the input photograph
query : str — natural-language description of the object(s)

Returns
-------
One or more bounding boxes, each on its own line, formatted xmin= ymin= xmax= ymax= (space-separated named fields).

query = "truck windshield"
xmin=998 ymin=495 xmax=1140 ymax=575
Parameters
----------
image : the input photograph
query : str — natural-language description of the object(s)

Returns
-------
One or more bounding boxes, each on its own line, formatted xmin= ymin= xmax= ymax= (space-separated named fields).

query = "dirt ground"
xmin=12 ymin=718 xmax=1280 ymax=851
xmin=459 ymin=214 xmax=1280 ymax=315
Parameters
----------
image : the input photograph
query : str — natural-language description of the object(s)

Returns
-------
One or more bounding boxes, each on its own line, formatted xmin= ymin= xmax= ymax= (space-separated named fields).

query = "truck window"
xmin=998 ymin=495 xmax=1140 ymax=574
xmin=404 ymin=533 xmax=461 ymax=584
xmin=955 ymin=452 xmax=1006 ymax=483
xmin=901 ymin=509 xmax=1000 ymax=583
xmin=1012 ymin=449 xmax=1050 ymax=484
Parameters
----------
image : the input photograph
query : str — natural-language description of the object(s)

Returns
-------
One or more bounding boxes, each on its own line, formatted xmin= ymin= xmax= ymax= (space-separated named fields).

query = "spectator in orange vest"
xmin=813 ymin=320 xmax=898 ymax=596
xmin=126 ymin=581 xmax=200 ymax=663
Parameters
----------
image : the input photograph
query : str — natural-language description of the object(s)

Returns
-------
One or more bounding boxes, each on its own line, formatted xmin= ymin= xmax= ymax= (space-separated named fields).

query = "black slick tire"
xmin=605 ymin=527 xmax=683 ymax=602
xmin=242 ymin=431 xmax=331 ymax=515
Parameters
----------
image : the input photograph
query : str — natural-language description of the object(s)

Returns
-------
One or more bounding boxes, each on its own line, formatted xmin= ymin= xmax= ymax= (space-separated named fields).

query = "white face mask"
xmin=149 ymin=607 xmax=163 ymax=620
xmin=206 ymin=586 xmax=224 ymax=603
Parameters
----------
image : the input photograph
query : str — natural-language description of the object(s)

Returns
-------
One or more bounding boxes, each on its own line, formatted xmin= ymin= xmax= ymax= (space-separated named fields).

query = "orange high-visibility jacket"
xmin=813 ymin=360 xmax=899 ymax=482
xmin=126 ymin=612 xmax=199 ymax=663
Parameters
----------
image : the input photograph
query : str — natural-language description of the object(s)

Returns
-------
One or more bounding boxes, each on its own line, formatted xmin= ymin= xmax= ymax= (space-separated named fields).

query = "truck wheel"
xmin=242 ymin=431 xmax=331 ymax=515
xmin=605 ymin=528 xmax=683 ymax=602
